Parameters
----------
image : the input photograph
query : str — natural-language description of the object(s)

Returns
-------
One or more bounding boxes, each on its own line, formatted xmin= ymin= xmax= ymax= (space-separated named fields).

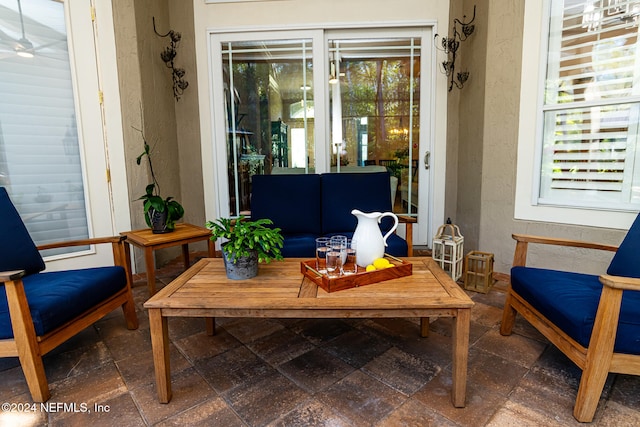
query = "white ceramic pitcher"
xmin=350 ymin=209 xmax=399 ymax=267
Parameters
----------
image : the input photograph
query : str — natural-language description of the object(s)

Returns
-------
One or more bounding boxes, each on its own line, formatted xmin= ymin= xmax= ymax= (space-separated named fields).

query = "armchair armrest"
xmin=600 ymin=274 xmax=640 ymax=291
xmin=36 ymin=235 xmax=129 ymax=270
xmin=512 ymin=233 xmax=618 ymax=267
xmin=0 ymin=270 xmax=26 ymax=282
xmin=36 ymin=235 xmax=126 ymax=251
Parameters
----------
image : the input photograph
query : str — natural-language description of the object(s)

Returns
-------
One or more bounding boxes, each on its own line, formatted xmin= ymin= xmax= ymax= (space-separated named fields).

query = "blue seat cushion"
xmin=0 ymin=266 xmax=127 ymax=339
xmin=321 ymin=172 xmax=395 ymax=234
xmin=251 ymin=174 xmax=322 ymax=235
xmin=280 ymin=234 xmax=317 ymax=258
xmin=608 ymin=212 xmax=640 ymax=278
xmin=0 ymin=187 xmax=45 ymax=276
xmin=511 ymin=266 xmax=640 ymax=355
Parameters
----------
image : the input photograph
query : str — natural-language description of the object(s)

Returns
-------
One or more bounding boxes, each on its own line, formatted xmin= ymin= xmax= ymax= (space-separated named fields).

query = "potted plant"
xmin=135 ymin=125 xmax=184 ymax=233
xmin=206 ymin=216 xmax=284 ymax=279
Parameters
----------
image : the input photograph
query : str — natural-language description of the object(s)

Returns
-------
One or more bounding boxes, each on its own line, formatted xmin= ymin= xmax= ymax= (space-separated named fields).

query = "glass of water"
xmin=343 ymin=239 xmax=358 ymax=275
xmin=315 ymin=237 xmax=329 ymax=273
xmin=326 ymin=235 xmax=347 ymax=278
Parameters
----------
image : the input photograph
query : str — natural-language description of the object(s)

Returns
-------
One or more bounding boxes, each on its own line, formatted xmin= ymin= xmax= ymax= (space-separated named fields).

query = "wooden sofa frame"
xmin=0 ymin=236 xmax=138 ymax=402
xmin=500 ymin=233 xmax=640 ymax=422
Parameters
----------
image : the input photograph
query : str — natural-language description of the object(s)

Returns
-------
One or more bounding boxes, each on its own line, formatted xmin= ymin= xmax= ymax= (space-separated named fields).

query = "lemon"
xmin=373 ymin=258 xmax=391 ymax=269
xmin=365 ymin=264 xmax=376 ymax=272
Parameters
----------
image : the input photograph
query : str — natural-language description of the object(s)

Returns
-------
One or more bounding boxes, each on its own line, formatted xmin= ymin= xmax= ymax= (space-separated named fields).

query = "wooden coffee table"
xmin=144 ymin=257 xmax=474 ymax=407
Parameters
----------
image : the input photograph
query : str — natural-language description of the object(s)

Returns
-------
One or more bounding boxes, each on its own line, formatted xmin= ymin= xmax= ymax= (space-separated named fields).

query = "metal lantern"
xmin=432 ymin=222 xmax=464 ymax=281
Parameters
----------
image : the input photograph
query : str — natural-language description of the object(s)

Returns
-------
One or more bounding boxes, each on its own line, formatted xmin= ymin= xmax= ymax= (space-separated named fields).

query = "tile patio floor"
xmin=1 ymin=251 xmax=640 ymax=426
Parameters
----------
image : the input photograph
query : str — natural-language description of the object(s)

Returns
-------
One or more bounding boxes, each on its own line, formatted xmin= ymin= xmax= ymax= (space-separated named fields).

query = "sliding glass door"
xmin=328 ymin=33 xmax=422 ymax=216
xmin=210 ymin=27 xmax=432 ymax=243
xmin=218 ymin=36 xmax=318 ymax=216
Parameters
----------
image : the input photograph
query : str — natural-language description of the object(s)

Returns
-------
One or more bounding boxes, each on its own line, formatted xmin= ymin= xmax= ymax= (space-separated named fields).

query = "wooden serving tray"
xmin=300 ymin=255 xmax=412 ymax=293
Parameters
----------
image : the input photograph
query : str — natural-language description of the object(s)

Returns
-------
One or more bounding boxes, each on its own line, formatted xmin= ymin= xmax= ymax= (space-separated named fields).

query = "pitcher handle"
xmin=378 ymin=212 xmax=399 ymax=247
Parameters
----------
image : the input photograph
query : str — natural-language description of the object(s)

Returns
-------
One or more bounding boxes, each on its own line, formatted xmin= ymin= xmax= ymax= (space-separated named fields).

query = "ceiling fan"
xmin=0 ymin=0 xmax=66 ymax=60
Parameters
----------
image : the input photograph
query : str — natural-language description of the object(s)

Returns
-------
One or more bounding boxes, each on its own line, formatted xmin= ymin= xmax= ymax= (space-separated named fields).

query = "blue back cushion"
xmin=251 ymin=174 xmax=322 ymax=235
xmin=0 ymin=187 xmax=45 ymax=275
xmin=321 ymin=172 xmax=394 ymax=234
xmin=607 ymin=212 xmax=640 ymax=278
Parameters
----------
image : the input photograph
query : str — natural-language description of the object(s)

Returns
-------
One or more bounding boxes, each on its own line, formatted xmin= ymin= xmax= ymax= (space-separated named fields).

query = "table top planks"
xmin=144 ymin=257 xmax=474 ymax=314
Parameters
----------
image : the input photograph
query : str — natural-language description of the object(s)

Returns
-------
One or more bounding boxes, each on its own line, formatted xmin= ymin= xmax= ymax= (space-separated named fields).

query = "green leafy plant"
xmin=206 ymin=216 xmax=284 ymax=263
xmin=134 ymin=124 xmax=184 ymax=231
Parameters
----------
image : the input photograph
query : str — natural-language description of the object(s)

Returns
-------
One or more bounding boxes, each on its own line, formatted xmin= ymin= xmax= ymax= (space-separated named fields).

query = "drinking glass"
xmin=315 ymin=237 xmax=329 ymax=273
xmin=343 ymin=239 xmax=358 ymax=275
xmin=326 ymin=235 xmax=347 ymax=278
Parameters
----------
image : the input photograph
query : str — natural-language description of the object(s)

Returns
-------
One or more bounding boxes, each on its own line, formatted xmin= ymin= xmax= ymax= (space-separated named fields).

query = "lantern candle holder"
xmin=432 ymin=223 xmax=464 ymax=281
xmin=464 ymin=251 xmax=494 ymax=293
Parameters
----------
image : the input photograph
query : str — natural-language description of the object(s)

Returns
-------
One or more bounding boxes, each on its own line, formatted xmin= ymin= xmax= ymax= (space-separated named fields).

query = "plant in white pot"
xmin=206 ymin=216 xmax=284 ymax=279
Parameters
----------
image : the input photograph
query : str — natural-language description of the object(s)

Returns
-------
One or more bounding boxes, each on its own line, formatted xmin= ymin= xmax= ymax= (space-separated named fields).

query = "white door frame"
xmin=44 ymin=0 xmax=130 ymax=271
xmin=203 ymin=25 xmax=444 ymax=246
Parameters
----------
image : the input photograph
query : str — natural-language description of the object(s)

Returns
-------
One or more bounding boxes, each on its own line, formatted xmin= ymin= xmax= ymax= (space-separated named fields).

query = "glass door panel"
xmin=328 ymin=37 xmax=421 ymax=216
xmin=222 ymin=39 xmax=315 ymax=216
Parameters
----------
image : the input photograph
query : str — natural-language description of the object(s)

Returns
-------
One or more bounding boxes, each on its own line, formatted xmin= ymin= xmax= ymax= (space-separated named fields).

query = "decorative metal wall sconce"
xmin=153 ymin=17 xmax=189 ymax=101
xmin=435 ymin=5 xmax=476 ymax=91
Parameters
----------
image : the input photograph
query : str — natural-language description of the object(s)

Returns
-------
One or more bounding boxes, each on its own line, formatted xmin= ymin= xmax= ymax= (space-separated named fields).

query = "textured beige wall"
xmin=477 ymin=0 xmax=524 ymax=274
xmin=454 ymin=0 xmax=486 ymax=251
xmin=113 ymin=0 xmax=190 ymax=268
xmin=168 ymin=0 xmax=206 ymax=241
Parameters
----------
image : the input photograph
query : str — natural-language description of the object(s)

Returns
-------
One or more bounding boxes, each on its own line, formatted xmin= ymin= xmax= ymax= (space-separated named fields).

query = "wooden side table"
xmin=121 ymin=223 xmax=215 ymax=295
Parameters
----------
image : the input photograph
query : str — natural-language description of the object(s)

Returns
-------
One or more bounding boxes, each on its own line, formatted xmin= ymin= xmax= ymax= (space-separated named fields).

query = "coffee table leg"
xmin=149 ymin=309 xmax=172 ymax=403
xmin=205 ymin=317 xmax=216 ymax=336
xmin=420 ymin=317 xmax=429 ymax=337
xmin=452 ymin=308 xmax=470 ymax=407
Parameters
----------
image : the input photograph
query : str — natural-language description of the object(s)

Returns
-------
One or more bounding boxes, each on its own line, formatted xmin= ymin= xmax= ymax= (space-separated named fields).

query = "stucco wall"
xmin=168 ymin=0 xmax=206 ymax=239
xmin=113 ymin=0 xmax=191 ymax=269
xmin=454 ymin=0 xmax=486 ymax=251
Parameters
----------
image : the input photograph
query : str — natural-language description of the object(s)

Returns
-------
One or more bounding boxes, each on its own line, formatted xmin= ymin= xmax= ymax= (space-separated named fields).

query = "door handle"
xmin=424 ymin=151 xmax=430 ymax=170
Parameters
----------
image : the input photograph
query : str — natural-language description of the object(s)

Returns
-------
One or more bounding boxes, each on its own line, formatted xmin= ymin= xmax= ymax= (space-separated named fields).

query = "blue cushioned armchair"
xmin=0 ymin=188 xmax=138 ymax=402
xmin=500 ymin=214 xmax=640 ymax=422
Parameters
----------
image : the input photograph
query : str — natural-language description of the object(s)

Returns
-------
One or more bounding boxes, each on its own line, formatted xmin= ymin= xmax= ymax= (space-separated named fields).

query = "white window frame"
xmin=515 ymin=0 xmax=637 ymax=230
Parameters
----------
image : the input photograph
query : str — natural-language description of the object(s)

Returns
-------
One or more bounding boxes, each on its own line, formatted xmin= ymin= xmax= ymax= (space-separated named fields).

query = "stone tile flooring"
xmin=2 ymin=252 xmax=640 ymax=426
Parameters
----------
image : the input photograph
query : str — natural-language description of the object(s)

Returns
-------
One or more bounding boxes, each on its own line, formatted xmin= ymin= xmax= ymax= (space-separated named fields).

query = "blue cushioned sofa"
xmin=500 ymin=213 xmax=640 ymax=422
xmin=250 ymin=172 xmax=413 ymax=258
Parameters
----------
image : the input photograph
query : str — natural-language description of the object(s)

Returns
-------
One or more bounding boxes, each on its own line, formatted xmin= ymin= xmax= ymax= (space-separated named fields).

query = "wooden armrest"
xmin=36 ymin=235 xmax=126 ymax=251
xmin=600 ymin=274 xmax=640 ymax=291
xmin=512 ymin=233 xmax=618 ymax=268
xmin=396 ymin=215 xmax=415 ymax=257
xmin=397 ymin=215 xmax=417 ymax=224
xmin=512 ymin=234 xmax=618 ymax=252
xmin=0 ymin=270 xmax=26 ymax=282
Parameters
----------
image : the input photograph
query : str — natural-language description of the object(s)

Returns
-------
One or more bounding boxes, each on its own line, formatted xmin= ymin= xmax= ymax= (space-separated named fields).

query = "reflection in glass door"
xmin=221 ymin=39 xmax=315 ymax=216
xmin=329 ymin=37 xmax=421 ymax=218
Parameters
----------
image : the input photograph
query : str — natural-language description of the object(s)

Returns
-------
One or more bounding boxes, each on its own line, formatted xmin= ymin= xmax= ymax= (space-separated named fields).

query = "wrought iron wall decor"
xmin=435 ymin=5 xmax=476 ymax=91
xmin=153 ymin=17 xmax=189 ymax=101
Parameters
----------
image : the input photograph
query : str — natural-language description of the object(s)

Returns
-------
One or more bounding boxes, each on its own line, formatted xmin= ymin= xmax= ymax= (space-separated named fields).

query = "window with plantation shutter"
xmin=539 ymin=0 xmax=640 ymax=210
